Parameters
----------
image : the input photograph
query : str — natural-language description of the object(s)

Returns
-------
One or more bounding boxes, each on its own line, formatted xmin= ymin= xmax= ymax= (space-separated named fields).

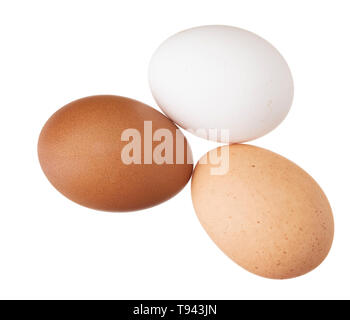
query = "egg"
xmin=191 ymin=144 xmax=334 ymax=279
xmin=149 ymin=25 xmax=294 ymax=143
xmin=38 ymin=95 xmax=193 ymax=212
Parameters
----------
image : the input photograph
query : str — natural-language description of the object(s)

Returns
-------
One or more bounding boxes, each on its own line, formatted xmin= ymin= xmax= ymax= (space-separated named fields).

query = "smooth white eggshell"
xmin=149 ymin=25 xmax=294 ymax=143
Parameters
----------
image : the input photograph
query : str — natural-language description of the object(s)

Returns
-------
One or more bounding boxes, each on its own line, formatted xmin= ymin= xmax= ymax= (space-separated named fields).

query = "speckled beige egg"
xmin=191 ymin=144 xmax=334 ymax=279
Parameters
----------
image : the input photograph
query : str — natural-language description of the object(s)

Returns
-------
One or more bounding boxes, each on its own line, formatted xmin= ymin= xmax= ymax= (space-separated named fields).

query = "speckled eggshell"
xmin=38 ymin=95 xmax=193 ymax=212
xmin=191 ymin=144 xmax=334 ymax=279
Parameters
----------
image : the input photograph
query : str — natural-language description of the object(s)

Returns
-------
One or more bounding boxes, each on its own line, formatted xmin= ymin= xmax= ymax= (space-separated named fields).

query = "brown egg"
xmin=191 ymin=144 xmax=334 ymax=279
xmin=38 ymin=95 xmax=193 ymax=212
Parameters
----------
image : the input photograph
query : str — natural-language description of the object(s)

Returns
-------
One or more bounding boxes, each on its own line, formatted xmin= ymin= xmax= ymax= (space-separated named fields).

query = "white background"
xmin=0 ymin=0 xmax=349 ymax=300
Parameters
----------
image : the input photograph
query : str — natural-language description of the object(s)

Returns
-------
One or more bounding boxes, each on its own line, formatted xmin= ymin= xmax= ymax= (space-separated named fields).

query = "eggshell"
xmin=38 ymin=95 xmax=193 ymax=212
xmin=191 ymin=144 xmax=334 ymax=279
xmin=149 ymin=25 xmax=294 ymax=143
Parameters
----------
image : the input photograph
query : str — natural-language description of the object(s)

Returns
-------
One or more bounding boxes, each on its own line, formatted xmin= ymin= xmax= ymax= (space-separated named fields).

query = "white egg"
xmin=149 ymin=25 xmax=294 ymax=143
